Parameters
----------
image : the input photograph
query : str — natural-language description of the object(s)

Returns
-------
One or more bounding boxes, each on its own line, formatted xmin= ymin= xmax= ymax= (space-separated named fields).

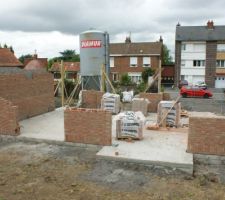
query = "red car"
xmin=180 ymin=86 xmax=213 ymax=98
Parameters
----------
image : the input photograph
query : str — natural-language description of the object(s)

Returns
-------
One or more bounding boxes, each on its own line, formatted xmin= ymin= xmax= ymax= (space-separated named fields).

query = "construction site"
xmin=0 ymin=30 xmax=225 ymax=199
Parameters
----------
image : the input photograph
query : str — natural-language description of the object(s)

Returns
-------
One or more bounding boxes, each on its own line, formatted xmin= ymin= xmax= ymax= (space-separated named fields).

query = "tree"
xmin=162 ymin=44 xmax=173 ymax=65
xmin=59 ymin=49 xmax=80 ymax=62
xmin=120 ymin=73 xmax=132 ymax=85
xmin=19 ymin=54 xmax=32 ymax=63
xmin=141 ymin=68 xmax=154 ymax=83
xmin=0 ymin=43 xmax=14 ymax=53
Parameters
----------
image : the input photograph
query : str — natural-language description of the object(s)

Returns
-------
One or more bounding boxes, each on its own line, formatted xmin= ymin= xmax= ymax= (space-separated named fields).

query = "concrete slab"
xmin=19 ymin=108 xmax=64 ymax=141
xmin=97 ymin=113 xmax=193 ymax=174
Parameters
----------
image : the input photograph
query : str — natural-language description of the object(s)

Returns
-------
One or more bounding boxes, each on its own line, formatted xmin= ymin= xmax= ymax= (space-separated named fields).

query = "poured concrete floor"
xmin=19 ymin=109 xmax=193 ymax=173
xmin=97 ymin=114 xmax=193 ymax=173
xmin=19 ymin=108 xmax=65 ymax=141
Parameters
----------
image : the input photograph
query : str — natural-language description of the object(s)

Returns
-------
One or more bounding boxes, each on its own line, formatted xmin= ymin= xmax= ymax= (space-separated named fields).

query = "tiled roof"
xmin=110 ymin=42 xmax=163 ymax=55
xmin=24 ymin=57 xmax=48 ymax=68
xmin=176 ymin=25 xmax=225 ymax=41
xmin=0 ymin=48 xmax=23 ymax=67
xmin=24 ymin=60 xmax=47 ymax=70
xmin=50 ymin=62 xmax=80 ymax=72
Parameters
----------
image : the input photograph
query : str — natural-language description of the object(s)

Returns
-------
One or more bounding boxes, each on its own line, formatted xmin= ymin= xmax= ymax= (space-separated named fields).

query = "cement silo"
xmin=80 ymin=29 xmax=110 ymax=91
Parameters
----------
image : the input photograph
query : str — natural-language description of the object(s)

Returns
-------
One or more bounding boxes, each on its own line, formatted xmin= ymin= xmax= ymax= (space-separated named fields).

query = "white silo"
xmin=80 ymin=29 xmax=110 ymax=91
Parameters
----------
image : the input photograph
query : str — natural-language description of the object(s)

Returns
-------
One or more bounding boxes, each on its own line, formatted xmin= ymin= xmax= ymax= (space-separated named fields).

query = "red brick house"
xmin=109 ymin=37 xmax=163 ymax=83
xmin=0 ymin=48 xmax=23 ymax=68
xmin=50 ymin=62 xmax=80 ymax=80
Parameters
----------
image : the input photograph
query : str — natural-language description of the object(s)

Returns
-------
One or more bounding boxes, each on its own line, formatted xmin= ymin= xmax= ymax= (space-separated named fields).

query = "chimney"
xmin=159 ymin=36 xmax=163 ymax=43
xmin=207 ymin=20 xmax=214 ymax=29
xmin=125 ymin=36 xmax=131 ymax=43
xmin=176 ymin=22 xmax=181 ymax=26
xmin=33 ymin=49 xmax=38 ymax=59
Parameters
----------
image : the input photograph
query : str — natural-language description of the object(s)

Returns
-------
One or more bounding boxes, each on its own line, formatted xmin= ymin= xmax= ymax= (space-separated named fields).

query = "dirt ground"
xmin=0 ymin=142 xmax=225 ymax=200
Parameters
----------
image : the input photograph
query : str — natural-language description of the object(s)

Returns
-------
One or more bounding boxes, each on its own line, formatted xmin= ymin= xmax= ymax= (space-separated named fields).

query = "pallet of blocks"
xmin=132 ymin=98 xmax=150 ymax=116
xmin=157 ymin=101 xmax=181 ymax=127
xmin=116 ymin=111 xmax=145 ymax=140
xmin=101 ymin=93 xmax=120 ymax=114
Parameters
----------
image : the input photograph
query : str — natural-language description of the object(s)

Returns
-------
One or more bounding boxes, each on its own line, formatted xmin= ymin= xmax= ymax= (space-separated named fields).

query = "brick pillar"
xmin=205 ymin=41 xmax=217 ymax=88
xmin=175 ymin=41 xmax=181 ymax=87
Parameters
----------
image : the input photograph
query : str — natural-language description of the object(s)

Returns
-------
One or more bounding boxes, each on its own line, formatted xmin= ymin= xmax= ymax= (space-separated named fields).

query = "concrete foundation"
xmin=97 ymin=114 xmax=193 ymax=174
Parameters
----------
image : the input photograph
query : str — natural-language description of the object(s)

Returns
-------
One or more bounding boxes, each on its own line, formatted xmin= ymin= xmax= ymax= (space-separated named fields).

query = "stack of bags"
xmin=101 ymin=93 xmax=120 ymax=114
xmin=157 ymin=101 xmax=181 ymax=127
xmin=122 ymin=91 xmax=133 ymax=102
xmin=116 ymin=111 xmax=145 ymax=140
xmin=131 ymin=98 xmax=150 ymax=116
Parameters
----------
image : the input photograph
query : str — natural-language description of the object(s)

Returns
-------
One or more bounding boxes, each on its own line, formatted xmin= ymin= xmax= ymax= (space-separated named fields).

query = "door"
xmin=215 ymin=76 xmax=225 ymax=88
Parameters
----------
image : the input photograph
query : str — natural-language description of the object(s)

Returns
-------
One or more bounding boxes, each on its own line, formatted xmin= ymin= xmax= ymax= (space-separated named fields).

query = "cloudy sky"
xmin=0 ymin=0 xmax=225 ymax=59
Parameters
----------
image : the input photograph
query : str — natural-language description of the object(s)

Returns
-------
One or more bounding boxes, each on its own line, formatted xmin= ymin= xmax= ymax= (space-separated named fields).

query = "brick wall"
xmin=0 ymin=71 xmax=55 ymax=120
xmin=81 ymin=90 xmax=104 ymax=109
xmin=187 ymin=113 xmax=225 ymax=156
xmin=139 ymin=93 xmax=163 ymax=112
xmin=205 ymin=41 xmax=217 ymax=87
xmin=64 ymin=108 xmax=112 ymax=145
xmin=0 ymin=98 xmax=19 ymax=136
xmin=110 ymin=56 xmax=160 ymax=80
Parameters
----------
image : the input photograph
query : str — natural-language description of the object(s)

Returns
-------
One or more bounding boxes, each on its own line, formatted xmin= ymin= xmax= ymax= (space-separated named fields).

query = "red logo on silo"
xmin=81 ymin=40 xmax=102 ymax=48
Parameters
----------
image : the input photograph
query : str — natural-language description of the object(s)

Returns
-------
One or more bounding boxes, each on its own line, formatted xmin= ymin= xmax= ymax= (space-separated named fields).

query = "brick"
xmin=187 ymin=113 xmax=225 ymax=156
xmin=0 ymin=72 xmax=55 ymax=120
xmin=64 ymin=108 xmax=112 ymax=146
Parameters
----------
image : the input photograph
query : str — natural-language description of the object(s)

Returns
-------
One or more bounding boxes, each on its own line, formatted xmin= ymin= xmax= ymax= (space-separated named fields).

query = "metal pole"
xmin=158 ymin=59 xmax=162 ymax=93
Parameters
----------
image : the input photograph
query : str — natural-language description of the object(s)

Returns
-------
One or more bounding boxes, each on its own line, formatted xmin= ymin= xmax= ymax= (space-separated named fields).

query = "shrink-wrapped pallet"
xmin=101 ymin=93 xmax=120 ymax=114
xmin=157 ymin=101 xmax=181 ymax=127
xmin=116 ymin=111 xmax=145 ymax=140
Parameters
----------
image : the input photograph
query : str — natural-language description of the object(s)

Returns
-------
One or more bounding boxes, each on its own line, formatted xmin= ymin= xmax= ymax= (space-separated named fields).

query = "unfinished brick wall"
xmin=64 ymin=108 xmax=112 ymax=145
xmin=0 ymin=98 xmax=19 ymax=136
xmin=139 ymin=93 xmax=163 ymax=112
xmin=81 ymin=90 xmax=104 ymax=109
xmin=0 ymin=71 xmax=55 ymax=120
xmin=188 ymin=113 xmax=225 ymax=156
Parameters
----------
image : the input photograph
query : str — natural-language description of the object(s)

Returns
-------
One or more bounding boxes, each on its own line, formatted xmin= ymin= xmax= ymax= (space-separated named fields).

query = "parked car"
xmin=194 ymin=81 xmax=207 ymax=90
xmin=178 ymin=80 xmax=188 ymax=89
xmin=180 ymin=86 xmax=213 ymax=98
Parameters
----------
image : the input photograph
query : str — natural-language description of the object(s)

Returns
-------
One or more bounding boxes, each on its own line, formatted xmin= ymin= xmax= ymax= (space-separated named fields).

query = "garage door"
xmin=215 ymin=76 xmax=225 ymax=88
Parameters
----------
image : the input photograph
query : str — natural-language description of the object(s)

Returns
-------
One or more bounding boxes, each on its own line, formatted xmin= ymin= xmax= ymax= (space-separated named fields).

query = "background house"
xmin=24 ymin=53 xmax=48 ymax=70
xmin=109 ymin=37 xmax=163 ymax=83
xmin=175 ymin=21 xmax=225 ymax=88
xmin=50 ymin=61 xmax=80 ymax=81
xmin=0 ymin=48 xmax=23 ymax=68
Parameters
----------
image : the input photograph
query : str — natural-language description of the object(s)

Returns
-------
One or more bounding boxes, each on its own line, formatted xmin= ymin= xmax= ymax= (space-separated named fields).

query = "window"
xmin=54 ymin=72 xmax=61 ymax=79
xmin=193 ymin=60 xmax=205 ymax=67
xmin=110 ymin=57 xmax=114 ymax=67
xmin=112 ymin=73 xmax=118 ymax=81
xmin=194 ymin=44 xmax=205 ymax=52
xmin=143 ymin=57 xmax=151 ymax=67
xmin=130 ymin=57 xmax=137 ymax=67
xmin=216 ymin=60 xmax=225 ymax=67
xmin=181 ymin=60 xmax=185 ymax=67
xmin=217 ymin=44 xmax=225 ymax=52
xmin=181 ymin=44 xmax=186 ymax=51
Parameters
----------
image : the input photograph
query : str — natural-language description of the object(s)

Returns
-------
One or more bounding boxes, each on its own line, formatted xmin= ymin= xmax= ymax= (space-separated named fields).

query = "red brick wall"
xmin=81 ymin=90 xmax=104 ymax=109
xmin=0 ymin=72 xmax=55 ymax=120
xmin=139 ymin=93 xmax=163 ymax=112
xmin=188 ymin=115 xmax=225 ymax=156
xmin=64 ymin=108 xmax=112 ymax=145
xmin=110 ymin=56 xmax=160 ymax=80
xmin=0 ymin=98 xmax=19 ymax=136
